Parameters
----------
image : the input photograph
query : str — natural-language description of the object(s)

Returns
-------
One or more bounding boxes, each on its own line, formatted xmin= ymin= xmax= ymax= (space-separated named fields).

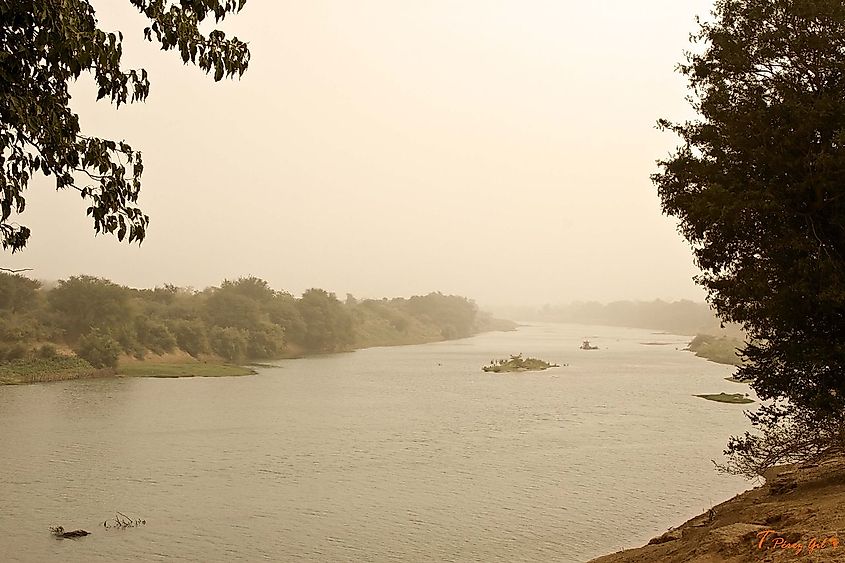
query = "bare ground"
xmin=589 ymin=456 xmax=845 ymax=563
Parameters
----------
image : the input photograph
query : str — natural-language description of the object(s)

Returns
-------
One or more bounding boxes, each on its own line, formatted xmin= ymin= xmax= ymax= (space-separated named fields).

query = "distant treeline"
xmin=494 ymin=299 xmax=740 ymax=336
xmin=0 ymin=273 xmax=511 ymax=368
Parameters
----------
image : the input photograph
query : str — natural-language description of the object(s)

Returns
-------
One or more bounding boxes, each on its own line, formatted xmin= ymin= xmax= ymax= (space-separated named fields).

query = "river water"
xmin=0 ymin=323 xmax=752 ymax=562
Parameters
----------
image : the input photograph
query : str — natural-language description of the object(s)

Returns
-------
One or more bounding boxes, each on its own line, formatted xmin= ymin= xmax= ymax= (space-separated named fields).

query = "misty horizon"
xmin=2 ymin=0 xmax=715 ymax=305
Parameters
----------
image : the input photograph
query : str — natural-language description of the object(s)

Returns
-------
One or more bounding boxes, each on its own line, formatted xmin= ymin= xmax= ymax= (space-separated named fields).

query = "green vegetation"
xmin=1 ymin=1 xmax=249 ymax=251
xmin=0 ymin=272 xmax=513 ymax=384
xmin=694 ymin=393 xmax=755 ymax=405
xmin=686 ymin=335 xmax=744 ymax=367
xmin=656 ymin=0 xmax=845 ymax=475
xmin=724 ymin=376 xmax=754 ymax=384
xmin=118 ymin=362 xmax=255 ymax=379
xmin=0 ymin=355 xmax=108 ymax=385
xmin=482 ymin=354 xmax=559 ymax=373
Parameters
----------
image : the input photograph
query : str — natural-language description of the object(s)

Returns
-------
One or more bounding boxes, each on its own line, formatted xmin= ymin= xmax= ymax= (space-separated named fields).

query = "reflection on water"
xmin=0 ymin=323 xmax=751 ymax=562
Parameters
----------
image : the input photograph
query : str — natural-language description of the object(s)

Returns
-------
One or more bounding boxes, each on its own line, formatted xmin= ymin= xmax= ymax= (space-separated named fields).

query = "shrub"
xmin=135 ymin=316 xmax=177 ymax=355
xmin=246 ymin=324 xmax=285 ymax=359
xmin=36 ymin=343 xmax=58 ymax=359
xmin=208 ymin=326 xmax=249 ymax=363
xmin=73 ymin=329 xmax=121 ymax=369
xmin=0 ymin=342 xmax=28 ymax=361
xmin=717 ymin=404 xmax=845 ymax=479
xmin=170 ymin=319 xmax=209 ymax=358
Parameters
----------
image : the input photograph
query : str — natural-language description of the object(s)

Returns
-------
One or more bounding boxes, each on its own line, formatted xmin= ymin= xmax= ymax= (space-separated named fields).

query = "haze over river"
xmin=0 ymin=323 xmax=752 ymax=562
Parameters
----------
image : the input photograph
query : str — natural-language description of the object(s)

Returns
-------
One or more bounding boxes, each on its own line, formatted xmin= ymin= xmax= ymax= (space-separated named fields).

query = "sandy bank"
xmin=590 ymin=456 xmax=845 ymax=562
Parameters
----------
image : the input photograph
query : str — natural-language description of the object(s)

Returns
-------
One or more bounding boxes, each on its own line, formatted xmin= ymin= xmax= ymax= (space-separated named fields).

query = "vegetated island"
xmin=589 ymin=456 xmax=845 ymax=563
xmin=694 ymin=392 xmax=754 ymax=404
xmin=482 ymin=354 xmax=560 ymax=373
xmin=686 ymin=334 xmax=745 ymax=366
xmin=0 ymin=273 xmax=516 ymax=385
xmin=687 ymin=334 xmax=756 ymax=383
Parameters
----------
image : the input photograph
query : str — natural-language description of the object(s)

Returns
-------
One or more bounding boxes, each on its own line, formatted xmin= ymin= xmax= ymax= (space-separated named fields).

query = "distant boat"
xmin=580 ymin=339 xmax=599 ymax=350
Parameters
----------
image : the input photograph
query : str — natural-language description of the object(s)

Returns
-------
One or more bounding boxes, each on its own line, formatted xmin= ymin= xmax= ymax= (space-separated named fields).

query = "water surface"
xmin=0 ymin=323 xmax=752 ymax=562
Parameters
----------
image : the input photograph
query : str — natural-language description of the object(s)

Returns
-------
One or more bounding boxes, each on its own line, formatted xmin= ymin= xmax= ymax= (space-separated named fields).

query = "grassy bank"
xmin=687 ymin=334 xmax=745 ymax=366
xmin=694 ymin=392 xmax=754 ymax=404
xmin=0 ymin=356 xmax=113 ymax=385
xmin=1 ymin=321 xmax=515 ymax=385
xmin=117 ymin=362 xmax=256 ymax=378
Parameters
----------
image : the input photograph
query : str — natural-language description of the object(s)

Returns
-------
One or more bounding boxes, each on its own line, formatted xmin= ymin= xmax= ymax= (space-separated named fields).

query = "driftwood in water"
xmin=103 ymin=511 xmax=146 ymax=529
xmin=50 ymin=526 xmax=90 ymax=539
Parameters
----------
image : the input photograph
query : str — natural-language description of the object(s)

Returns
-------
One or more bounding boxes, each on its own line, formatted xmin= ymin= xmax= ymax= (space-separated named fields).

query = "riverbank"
xmin=0 ymin=355 xmax=114 ymax=385
xmin=686 ymin=334 xmax=745 ymax=366
xmin=0 ymin=322 xmax=517 ymax=385
xmin=589 ymin=456 xmax=845 ymax=562
xmin=117 ymin=362 xmax=256 ymax=378
xmin=0 ymin=354 xmax=252 ymax=384
xmin=0 ymin=322 xmax=755 ymax=561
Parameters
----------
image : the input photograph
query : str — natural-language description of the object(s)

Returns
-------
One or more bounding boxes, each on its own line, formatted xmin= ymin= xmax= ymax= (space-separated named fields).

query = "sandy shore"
xmin=589 ymin=456 xmax=845 ymax=562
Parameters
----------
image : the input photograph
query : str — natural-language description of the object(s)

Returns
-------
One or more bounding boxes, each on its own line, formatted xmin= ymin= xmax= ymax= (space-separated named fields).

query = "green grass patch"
xmin=694 ymin=392 xmax=755 ymax=404
xmin=724 ymin=376 xmax=754 ymax=383
xmin=117 ymin=362 xmax=255 ymax=378
xmin=0 ymin=356 xmax=105 ymax=385
xmin=687 ymin=334 xmax=744 ymax=366
xmin=483 ymin=354 xmax=560 ymax=373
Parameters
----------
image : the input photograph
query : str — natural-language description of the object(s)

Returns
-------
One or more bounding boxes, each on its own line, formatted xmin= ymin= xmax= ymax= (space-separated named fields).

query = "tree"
xmin=297 ymin=288 xmax=354 ymax=353
xmin=405 ymin=292 xmax=478 ymax=339
xmin=74 ymin=328 xmax=121 ymax=368
xmin=169 ymin=318 xmax=209 ymax=358
xmin=0 ymin=271 xmax=39 ymax=313
xmin=47 ymin=275 xmax=133 ymax=341
xmin=654 ymin=0 xmax=845 ymax=461
xmin=208 ymin=325 xmax=249 ymax=362
xmin=267 ymin=292 xmax=307 ymax=345
xmin=0 ymin=1 xmax=250 ymax=251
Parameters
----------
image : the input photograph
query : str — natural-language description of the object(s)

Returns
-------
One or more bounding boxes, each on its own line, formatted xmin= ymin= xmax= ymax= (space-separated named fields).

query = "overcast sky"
xmin=5 ymin=0 xmax=716 ymax=306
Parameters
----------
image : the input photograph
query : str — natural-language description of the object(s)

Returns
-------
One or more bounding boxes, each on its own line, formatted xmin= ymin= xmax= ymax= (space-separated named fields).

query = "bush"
xmin=73 ymin=329 xmax=121 ymax=369
xmin=135 ymin=316 xmax=177 ymax=355
xmin=36 ymin=343 xmax=58 ymax=359
xmin=246 ymin=324 xmax=285 ymax=359
xmin=170 ymin=319 xmax=209 ymax=358
xmin=0 ymin=342 xmax=28 ymax=361
xmin=208 ymin=326 xmax=249 ymax=363
xmin=717 ymin=404 xmax=845 ymax=479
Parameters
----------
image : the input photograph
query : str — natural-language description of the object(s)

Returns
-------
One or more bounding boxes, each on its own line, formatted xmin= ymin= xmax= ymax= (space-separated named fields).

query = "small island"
xmin=694 ymin=392 xmax=754 ymax=404
xmin=482 ymin=354 xmax=560 ymax=373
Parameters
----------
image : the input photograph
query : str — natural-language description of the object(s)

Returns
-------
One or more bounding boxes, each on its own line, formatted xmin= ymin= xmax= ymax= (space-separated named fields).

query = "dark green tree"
xmin=1 ymin=1 xmax=249 ymax=251
xmin=297 ymin=288 xmax=354 ymax=353
xmin=202 ymin=277 xmax=287 ymax=358
xmin=654 ymin=0 xmax=845 ymax=452
xmin=208 ymin=325 xmax=249 ymax=362
xmin=405 ymin=293 xmax=477 ymax=339
xmin=0 ymin=271 xmax=39 ymax=312
xmin=134 ymin=314 xmax=177 ymax=355
xmin=169 ymin=318 xmax=210 ymax=358
xmin=47 ymin=275 xmax=133 ymax=341
xmin=267 ymin=292 xmax=307 ymax=345
xmin=74 ymin=328 xmax=121 ymax=368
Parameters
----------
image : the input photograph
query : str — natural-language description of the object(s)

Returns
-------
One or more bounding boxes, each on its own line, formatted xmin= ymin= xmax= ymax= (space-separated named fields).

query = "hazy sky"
xmin=5 ymin=0 xmax=716 ymax=305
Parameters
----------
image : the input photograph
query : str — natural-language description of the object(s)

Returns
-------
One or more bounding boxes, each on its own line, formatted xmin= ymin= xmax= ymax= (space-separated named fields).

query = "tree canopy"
xmin=0 ymin=271 xmax=491 ymax=366
xmin=654 ymin=0 xmax=845 ymax=425
xmin=0 ymin=0 xmax=250 ymax=252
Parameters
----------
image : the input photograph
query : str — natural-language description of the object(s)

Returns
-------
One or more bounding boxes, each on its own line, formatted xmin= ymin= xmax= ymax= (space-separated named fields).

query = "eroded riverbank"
xmin=590 ymin=456 xmax=845 ymax=562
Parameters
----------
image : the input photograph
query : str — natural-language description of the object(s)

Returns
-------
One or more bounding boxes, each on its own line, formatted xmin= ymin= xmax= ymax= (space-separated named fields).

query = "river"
xmin=0 ymin=323 xmax=752 ymax=562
